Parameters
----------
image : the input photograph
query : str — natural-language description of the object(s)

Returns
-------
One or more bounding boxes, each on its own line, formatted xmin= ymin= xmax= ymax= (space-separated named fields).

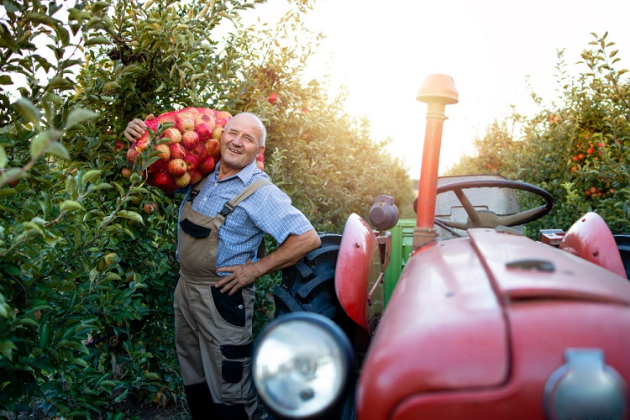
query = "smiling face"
xmin=218 ymin=113 xmax=265 ymax=179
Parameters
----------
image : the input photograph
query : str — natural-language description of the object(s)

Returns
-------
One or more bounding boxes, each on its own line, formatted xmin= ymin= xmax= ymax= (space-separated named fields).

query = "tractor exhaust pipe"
xmin=414 ymin=74 xmax=459 ymax=250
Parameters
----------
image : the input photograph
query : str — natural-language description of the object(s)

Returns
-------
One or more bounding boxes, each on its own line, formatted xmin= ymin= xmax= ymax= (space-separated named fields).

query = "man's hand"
xmin=123 ymin=114 xmax=155 ymax=142
xmin=215 ymin=230 xmax=321 ymax=295
xmin=216 ymin=259 xmax=260 ymax=295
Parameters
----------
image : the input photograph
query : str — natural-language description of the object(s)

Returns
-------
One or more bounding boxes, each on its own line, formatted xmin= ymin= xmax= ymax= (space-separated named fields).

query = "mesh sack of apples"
xmin=125 ymin=107 xmax=264 ymax=194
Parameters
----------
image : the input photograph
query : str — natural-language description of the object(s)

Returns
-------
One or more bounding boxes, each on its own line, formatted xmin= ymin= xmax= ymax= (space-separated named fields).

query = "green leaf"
xmin=17 ymin=318 xmax=38 ymax=327
xmin=46 ymin=141 xmax=70 ymax=159
xmin=56 ymin=25 xmax=70 ymax=46
xmin=60 ymin=200 xmax=85 ymax=212
xmin=117 ymin=210 xmax=143 ymax=224
xmin=114 ymin=388 xmax=129 ymax=403
xmin=81 ymin=169 xmax=101 ymax=184
xmin=0 ymin=340 xmax=17 ymax=359
xmin=39 ymin=323 xmax=50 ymax=348
xmin=3 ymin=0 xmax=20 ymax=13
xmin=0 ymin=75 xmax=12 ymax=85
xmin=47 ymin=77 xmax=75 ymax=91
xmin=0 ymin=187 xmax=17 ymax=198
xmin=112 ymin=181 xmax=124 ymax=196
xmin=98 ymin=380 xmax=117 ymax=388
xmin=87 ymin=182 xmax=113 ymax=192
xmin=102 ymin=273 xmax=122 ymax=281
xmin=25 ymin=12 xmax=58 ymax=27
xmin=1 ymin=263 xmax=20 ymax=276
xmin=58 ymin=339 xmax=89 ymax=354
xmin=84 ymin=36 xmax=111 ymax=46
xmin=66 ymin=108 xmax=99 ymax=129
xmin=0 ymin=23 xmax=19 ymax=52
xmin=0 ymin=145 xmax=6 ymax=167
xmin=102 ymin=81 xmax=120 ymax=91
xmin=13 ymin=98 xmax=41 ymax=129
xmin=70 ymin=357 xmax=89 ymax=368
xmin=30 ymin=131 xmax=50 ymax=157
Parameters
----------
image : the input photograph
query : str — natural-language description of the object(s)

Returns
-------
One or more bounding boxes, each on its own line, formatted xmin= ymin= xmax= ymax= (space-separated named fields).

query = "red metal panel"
xmin=357 ymin=238 xmax=508 ymax=420
xmin=335 ymin=213 xmax=379 ymax=330
xmin=559 ymin=212 xmax=626 ymax=278
xmin=468 ymin=228 xmax=630 ymax=304
xmin=390 ymin=301 xmax=630 ymax=420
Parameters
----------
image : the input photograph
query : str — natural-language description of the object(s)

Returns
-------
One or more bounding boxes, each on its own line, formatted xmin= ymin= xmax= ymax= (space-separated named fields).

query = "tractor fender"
xmin=560 ymin=212 xmax=626 ymax=278
xmin=335 ymin=213 xmax=382 ymax=332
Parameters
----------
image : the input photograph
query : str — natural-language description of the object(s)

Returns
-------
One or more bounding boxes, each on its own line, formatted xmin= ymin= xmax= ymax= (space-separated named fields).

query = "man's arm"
xmin=216 ymin=229 xmax=321 ymax=295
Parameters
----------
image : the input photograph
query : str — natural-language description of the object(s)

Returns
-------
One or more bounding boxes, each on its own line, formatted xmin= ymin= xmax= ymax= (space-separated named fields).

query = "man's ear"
xmin=256 ymin=146 xmax=266 ymax=160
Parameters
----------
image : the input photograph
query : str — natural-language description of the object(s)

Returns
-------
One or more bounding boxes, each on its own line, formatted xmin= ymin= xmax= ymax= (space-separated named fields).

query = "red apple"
xmin=256 ymin=160 xmax=265 ymax=171
xmin=149 ymin=159 xmax=167 ymax=174
xmin=211 ymin=127 xmax=223 ymax=140
xmin=190 ymin=170 xmax=203 ymax=185
xmin=190 ymin=144 xmax=208 ymax=161
xmin=136 ymin=135 xmax=150 ymax=152
xmin=157 ymin=113 xmax=178 ymax=126
xmin=154 ymin=144 xmax=170 ymax=161
xmin=184 ymin=154 xmax=199 ymax=173
xmin=182 ymin=131 xmax=200 ymax=150
xmin=215 ymin=118 xmax=228 ymax=128
xmin=268 ymin=93 xmax=278 ymax=104
xmin=121 ymin=168 xmax=132 ymax=178
xmin=198 ymin=156 xmax=215 ymax=175
xmin=143 ymin=203 xmax=158 ymax=213
xmin=127 ymin=145 xmax=138 ymax=163
xmin=115 ymin=141 xmax=125 ymax=152
xmin=174 ymin=172 xmax=191 ymax=189
xmin=194 ymin=123 xmax=212 ymax=142
xmin=177 ymin=117 xmax=195 ymax=133
xmin=205 ymin=139 xmax=221 ymax=159
xmin=170 ymin=143 xmax=187 ymax=160
xmin=215 ymin=111 xmax=232 ymax=120
xmin=153 ymin=172 xmax=176 ymax=192
xmin=161 ymin=127 xmax=182 ymax=144
xmin=167 ymin=158 xmax=187 ymax=176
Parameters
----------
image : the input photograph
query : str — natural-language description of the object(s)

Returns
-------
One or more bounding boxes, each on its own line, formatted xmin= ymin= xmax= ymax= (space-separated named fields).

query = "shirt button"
xmin=238 ymin=304 xmax=244 ymax=310
xmin=214 ymin=183 xmax=218 ymax=186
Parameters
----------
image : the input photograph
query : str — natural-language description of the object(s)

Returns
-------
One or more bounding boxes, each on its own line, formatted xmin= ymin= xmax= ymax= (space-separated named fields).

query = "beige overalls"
xmin=174 ymin=178 xmax=270 ymax=419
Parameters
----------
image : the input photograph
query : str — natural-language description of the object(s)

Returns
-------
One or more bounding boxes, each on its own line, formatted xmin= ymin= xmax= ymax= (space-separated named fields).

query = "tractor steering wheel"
xmin=433 ymin=180 xmax=554 ymax=230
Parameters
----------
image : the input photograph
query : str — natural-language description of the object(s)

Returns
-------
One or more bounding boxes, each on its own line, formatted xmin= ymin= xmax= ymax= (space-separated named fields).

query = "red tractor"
xmin=251 ymin=75 xmax=630 ymax=420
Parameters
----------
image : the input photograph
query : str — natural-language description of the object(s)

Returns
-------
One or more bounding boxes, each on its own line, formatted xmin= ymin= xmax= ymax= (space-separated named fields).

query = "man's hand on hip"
xmin=216 ymin=259 xmax=259 ymax=295
xmin=215 ymin=230 xmax=321 ymax=295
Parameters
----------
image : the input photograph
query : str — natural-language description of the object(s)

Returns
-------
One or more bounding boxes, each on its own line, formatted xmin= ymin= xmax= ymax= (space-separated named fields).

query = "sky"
xmin=244 ymin=0 xmax=630 ymax=177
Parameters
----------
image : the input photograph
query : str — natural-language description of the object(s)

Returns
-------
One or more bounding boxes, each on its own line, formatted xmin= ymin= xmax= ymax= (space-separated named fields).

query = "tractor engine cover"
xmin=356 ymin=228 xmax=630 ymax=420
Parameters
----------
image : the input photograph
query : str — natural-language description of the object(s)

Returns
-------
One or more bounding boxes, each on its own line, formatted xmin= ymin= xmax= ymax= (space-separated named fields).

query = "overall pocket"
xmin=177 ymin=218 xmax=215 ymax=277
xmin=179 ymin=218 xmax=211 ymax=238
xmin=219 ymin=343 xmax=255 ymax=403
xmin=211 ymin=287 xmax=246 ymax=327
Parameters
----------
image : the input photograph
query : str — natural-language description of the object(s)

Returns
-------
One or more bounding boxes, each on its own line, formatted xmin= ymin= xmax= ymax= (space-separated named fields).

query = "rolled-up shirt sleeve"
xmin=246 ymin=185 xmax=314 ymax=245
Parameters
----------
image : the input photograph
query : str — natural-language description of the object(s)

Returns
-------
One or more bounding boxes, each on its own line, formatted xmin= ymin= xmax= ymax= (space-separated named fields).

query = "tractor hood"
xmin=356 ymin=228 xmax=630 ymax=420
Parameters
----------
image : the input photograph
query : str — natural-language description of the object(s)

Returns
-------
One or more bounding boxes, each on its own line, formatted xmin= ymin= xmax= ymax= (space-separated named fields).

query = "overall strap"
xmin=188 ymin=175 xmax=210 ymax=204
xmin=219 ymin=178 xmax=272 ymax=218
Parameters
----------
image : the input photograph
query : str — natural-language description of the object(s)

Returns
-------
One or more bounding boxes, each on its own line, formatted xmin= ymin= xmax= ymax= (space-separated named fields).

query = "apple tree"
xmin=448 ymin=33 xmax=630 ymax=237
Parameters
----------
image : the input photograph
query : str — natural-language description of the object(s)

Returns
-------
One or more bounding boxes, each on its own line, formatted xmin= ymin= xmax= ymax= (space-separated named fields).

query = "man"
xmin=124 ymin=112 xmax=321 ymax=419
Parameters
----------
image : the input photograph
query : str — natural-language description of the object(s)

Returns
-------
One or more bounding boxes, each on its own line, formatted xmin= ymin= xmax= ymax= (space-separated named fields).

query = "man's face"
xmin=220 ymin=114 xmax=265 ymax=172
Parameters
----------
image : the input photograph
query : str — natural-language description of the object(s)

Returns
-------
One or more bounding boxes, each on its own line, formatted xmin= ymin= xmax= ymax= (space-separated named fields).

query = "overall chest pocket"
xmin=179 ymin=218 xmax=211 ymax=238
xmin=178 ymin=217 xmax=217 ymax=277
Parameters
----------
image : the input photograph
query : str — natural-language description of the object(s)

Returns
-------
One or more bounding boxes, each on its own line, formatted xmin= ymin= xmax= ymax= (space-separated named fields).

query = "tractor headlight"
xmin=252 ymin=313 xmax=354 ymax=419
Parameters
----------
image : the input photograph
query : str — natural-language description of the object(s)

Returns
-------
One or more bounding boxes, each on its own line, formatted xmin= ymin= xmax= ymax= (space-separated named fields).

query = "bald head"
xmin=225 ymin=112 xmax=267 ymax=146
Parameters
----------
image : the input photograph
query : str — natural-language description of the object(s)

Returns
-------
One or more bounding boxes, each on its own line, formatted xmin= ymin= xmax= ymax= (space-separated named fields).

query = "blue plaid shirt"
xmin=180 ymin=160 xmax=314 ymax=274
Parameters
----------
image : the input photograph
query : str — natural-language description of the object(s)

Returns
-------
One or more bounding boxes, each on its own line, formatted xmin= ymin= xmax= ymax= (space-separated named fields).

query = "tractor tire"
xmin=273 ymin=233 xmax=343 ymax=322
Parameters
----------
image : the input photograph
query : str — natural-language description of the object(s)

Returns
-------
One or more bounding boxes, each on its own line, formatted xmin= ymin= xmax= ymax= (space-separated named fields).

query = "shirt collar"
xmin=213 ymin=160 xmax=260 ymax=184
